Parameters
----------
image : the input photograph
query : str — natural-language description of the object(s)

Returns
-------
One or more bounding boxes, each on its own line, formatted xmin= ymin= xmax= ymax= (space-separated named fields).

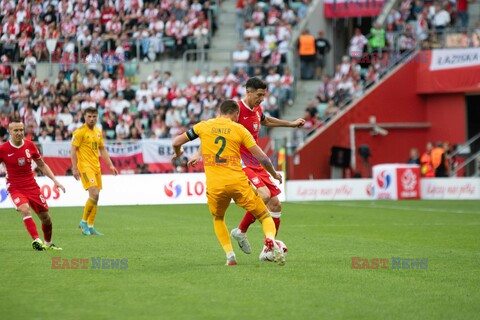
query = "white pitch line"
xmin=292 ymin=201 xmax=480 ymax=214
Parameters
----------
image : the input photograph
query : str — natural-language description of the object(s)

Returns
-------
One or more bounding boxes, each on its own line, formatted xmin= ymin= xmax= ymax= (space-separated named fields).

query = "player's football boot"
xmin=45 ymin=243 xmax=63 ymax=250
xmin=226 ymin=254 xmax=237 ymax=266
xmin=88 ymin=227 xmax=104 ymax=236
xmin=230 ymin=228 xmax=251 ymax=254
xmin=263 ymin=238 xmax=285 ymax=266
xmin=32 ymin=238 xmax=46 ymax=251
xmin=79 ymin=221 xmax=90 ymax=235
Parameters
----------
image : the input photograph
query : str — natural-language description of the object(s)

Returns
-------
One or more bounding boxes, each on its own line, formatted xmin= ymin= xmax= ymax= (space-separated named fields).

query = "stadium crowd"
xmin=301 ymin=0 xmax=480 ymax=135
xmin=0 ymin=64 xmax=296 ymax=142
xmin=0 ymin=0 xmax=218 ymax=64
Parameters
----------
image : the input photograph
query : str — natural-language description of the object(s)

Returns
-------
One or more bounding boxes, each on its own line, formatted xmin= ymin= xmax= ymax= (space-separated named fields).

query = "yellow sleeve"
xmin=240 ymin=126 xmax=256 ymax=149
xmin=72 ymin=129 xmax=83 ymax=147
xmin=185 ymin=122 xmax=205 ymax=141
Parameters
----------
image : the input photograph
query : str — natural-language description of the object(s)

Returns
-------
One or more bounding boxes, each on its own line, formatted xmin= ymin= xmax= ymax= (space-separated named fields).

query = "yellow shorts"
xmin=206 ymin=181 xmax=268 ymax=219
xmin=80 ymin=170 xmax=102 ymax=190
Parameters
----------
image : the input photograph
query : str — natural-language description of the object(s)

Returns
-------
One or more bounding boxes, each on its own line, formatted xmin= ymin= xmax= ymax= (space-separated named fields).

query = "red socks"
xmin=238 ymin=212 xmax=256 ymax=233
xmin=273 ymin=217 xmax=281 ymax=236
xmin=239 ymin=213 xmax=281 ymax=236
xmin=23 ymin=216 xmax=39 ymax=240
xmin=42 ymin=223 xmax=52 ymax=243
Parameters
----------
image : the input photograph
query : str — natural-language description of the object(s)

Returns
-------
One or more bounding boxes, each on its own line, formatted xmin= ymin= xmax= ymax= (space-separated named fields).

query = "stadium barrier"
xmin=0 ymin=173 xmax=286 ymax=208
xmin=286 ymin=178 xmax=480 ymax=201
xmin=0 ymin=176 xmax=477 ymax=209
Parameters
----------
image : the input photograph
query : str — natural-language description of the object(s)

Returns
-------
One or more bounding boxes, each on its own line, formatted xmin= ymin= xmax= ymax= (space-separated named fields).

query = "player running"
xmin=0 ymin=121 xmax=65 ymax=251
xmin=190 ymin=77 xmax=305 ymax=260
xmin=71 ymin=107 xmax=118 ymax=236
xmin=172 ymin=99 xmax=285 ymax=266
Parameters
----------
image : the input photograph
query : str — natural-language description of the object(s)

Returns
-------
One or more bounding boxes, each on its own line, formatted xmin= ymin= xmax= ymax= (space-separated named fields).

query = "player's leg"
xmin=27 ymin=189 xmax=62 ymax=250
xmin=267 ymin=196 xmax=282 ymax=235
xmin=87 ymin=172 xmax=103 ymax=235
xmin=234 ymin=185 xmax=285 ymax=266
xmin=207 ymin=187 xmax=236 ymax=265
xmin=36 ymin=210 xmax=62 ymax=250
xmin=236 ymin=168 xmax=271 ymax=234
xmin=13 ymin=194 xmax=44 ymax=251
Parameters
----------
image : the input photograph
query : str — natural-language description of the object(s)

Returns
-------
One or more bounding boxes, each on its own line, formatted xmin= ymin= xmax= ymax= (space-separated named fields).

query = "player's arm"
xmin=261 ymin=115 xmax=305 ymax=128
xmin=188 ymin=143 xmax=202 ymax=167
xmin=34 ymin=158 xmax=66 ymax=193
xmin=175 ymin=124 xmax=203 ymax=165
xmin=247 ymin=145 xmax=282 ymax=184
xmin=99 ymin=146 xmax=118 ymax=175
xmin=70 ymin=145 xmax=80 ymax=180
xmin=171 ymin=133 xmax=190 ymax=163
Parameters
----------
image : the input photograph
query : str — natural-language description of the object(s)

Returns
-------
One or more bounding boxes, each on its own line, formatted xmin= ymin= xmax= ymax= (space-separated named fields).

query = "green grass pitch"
xmin=1 ymin=200 xmax=479 ymax=319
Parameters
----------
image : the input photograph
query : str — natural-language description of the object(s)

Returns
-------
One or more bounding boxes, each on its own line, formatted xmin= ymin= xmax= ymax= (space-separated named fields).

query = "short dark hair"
xmin=84 ymin=107 xmax=98 ymax=115
xmin=246 ymin=77 xmax=267 ymax=91
xmin=219 ymin=99 xmax=239 ymax=115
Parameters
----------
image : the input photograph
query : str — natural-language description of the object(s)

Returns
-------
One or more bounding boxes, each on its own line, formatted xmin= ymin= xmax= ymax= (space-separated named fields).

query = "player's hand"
xmin=273 ymin=172 xmax=283 ymax=184
xmin=110 ymin=166 xmax=119 ymax=175
xmin=171 ymin=147 xmax=185 ymax=165
xmin=72 ymin=168 xmax=80 ymax=180
xmin=291 ymin=118 xmax=306 ymax=128
xmin=188 ymin=154 xmax=202 ymax=167
xmin=55 ymin=181 xmax=66 ymax=193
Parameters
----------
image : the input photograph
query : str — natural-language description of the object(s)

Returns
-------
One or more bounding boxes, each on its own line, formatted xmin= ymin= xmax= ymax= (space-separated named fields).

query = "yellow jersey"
xmin=185 ymin=117 xmax=257 ymax=187
xmin=71 ymin=124 xmax=104 ymax=172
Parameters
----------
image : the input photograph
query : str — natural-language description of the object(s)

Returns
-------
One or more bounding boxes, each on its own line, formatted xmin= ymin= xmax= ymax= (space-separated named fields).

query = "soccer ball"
xmin=259 ymin=240 xmax=288 ymax=262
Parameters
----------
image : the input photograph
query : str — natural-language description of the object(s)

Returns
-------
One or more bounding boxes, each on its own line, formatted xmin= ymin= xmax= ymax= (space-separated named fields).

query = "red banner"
xmin=324 ymin=0 xmax=385 ymax=18
xmin=396 ymin=167 xmax=421 ymax=199
xmin=417 ymin=49 xmax=480 ymax=93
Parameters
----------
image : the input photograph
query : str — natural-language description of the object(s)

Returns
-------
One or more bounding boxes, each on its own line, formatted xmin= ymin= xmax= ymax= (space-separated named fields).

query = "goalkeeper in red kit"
xmin=0 ymin=121 xmax=65 ymax=251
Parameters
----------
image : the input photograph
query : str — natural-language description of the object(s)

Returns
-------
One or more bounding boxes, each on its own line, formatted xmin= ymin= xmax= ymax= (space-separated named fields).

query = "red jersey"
xmin=0 ymin=140 xmax=41 ymax=191
xmin=237 ymin=99 xmax=265 ymax=167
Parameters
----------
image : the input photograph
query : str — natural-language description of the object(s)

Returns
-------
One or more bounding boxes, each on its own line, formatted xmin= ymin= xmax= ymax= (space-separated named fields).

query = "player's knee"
xmin=40 ymin=214 xmax=52 ymax=225
xmin=18 ymin=207 xmax=30 ymax=217
xmin=268 ymin=197 xmax=282 ymax=213
xmin=89 ymin=187 xmax=100 ymax=200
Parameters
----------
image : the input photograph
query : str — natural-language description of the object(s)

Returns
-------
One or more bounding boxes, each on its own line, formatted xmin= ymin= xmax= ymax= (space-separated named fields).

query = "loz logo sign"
xmin=164 ymin=179 xmax=205 ymax=199
xmin=164 ymin=181 xmax=182 ymax=198
xmin=376 ymin=170 xmax=391 ymax=190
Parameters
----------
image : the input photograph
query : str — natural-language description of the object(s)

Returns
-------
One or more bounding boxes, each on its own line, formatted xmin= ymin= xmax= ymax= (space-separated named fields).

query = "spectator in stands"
xmin=349 ymin=28 xmax=368 ymax=61
xmin=369 ymin=23 xmax=385 ymax=54
xmin=314 ymin=30 xmax=331 ymax=79
xmin=431 ymin=142 xmax=449 ymax=177
xmin=432 ymin=3 xmax=451 ymax=32
xmin=456 ymin=0 xmax=470 ymax=29
xmin=298 ymin=29 xmax=316 ymax=80
xmin=407 ymin=148 xmax=421 ymax=164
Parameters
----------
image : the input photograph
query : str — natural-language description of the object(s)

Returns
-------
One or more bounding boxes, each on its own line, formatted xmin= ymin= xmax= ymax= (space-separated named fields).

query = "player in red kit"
xmin=0 ymin=121 xmax=65 ymax=251
xmin=190 ymin=77 xmax=305 ymax=260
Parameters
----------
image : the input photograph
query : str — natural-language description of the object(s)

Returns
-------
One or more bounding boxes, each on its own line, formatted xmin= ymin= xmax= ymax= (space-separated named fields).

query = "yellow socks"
xmin=213 ymin=216 xmax=233 ymax=253
xmin=258 ymin=214 xmax=276 ymax=240
xmin=82 ymin=198 xmax=97 ymax=225
xmin=87 ymin=203 xmax=98 ymax=227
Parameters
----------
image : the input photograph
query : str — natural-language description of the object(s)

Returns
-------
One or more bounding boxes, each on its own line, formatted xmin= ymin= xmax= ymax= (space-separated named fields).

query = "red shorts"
xmin=243 ymin=166 xmax=281 ymax=198
xmin=9 ymin=188 xmax=49 ymax=214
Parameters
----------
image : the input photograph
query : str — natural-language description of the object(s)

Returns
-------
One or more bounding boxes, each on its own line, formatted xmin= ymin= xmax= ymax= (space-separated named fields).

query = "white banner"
xmin=40 ymin=141 xmax=71 ymax=157
xmin=140 ymin=139 xmax=201 ymax=164
xmin=41 ymin=139 xmax=201 ymax=162
xmin=430 ymin=48 xmax=480 ymax=71
xmin=420 ymin=178 xmax=480 ymax=200
xmin=286 ymin=179 xmax=374 ymax=201
xmin=0 ymin=172 xmax=285 ymax=208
